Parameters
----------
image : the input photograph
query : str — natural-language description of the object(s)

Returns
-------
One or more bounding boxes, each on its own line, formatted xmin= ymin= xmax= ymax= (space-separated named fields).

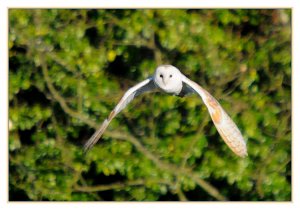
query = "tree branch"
xmin=74 ymin=179 xmax=171 ymax=192
xmin=93 ymin=130 xmax=227 ymax=201
xmin=176 ymin=188 xmax=188 ymax=201
xmin=40 ymin=54 xmax=98 ymax=128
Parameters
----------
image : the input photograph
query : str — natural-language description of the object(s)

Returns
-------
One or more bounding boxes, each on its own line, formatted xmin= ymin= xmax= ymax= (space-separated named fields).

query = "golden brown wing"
xmin=182 ymin=76 xmax=247 ymax=157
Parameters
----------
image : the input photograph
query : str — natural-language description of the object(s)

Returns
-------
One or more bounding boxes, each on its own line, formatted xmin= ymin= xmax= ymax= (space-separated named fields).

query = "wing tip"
xmin=83 ymin=144 xmax=91 ymax=153
xmin=236 ymin=149 xmax=248 ymax=158
xmin=83 ymin=119 xmax=110 ymax=153
xmin=83 ymin=140 xmax=94 ymax=154
xmin=83 ymin=133 xmax=103 ymax=153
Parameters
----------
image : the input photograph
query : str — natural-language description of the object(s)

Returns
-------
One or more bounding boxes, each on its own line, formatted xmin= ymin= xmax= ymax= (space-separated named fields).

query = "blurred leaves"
xmin=9 ymin=9 xmax=291 ymax=201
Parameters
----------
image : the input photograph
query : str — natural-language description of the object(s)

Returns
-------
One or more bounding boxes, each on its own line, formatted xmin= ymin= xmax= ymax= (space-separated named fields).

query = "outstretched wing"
xmin=182 ymin=75 xmax=247 ymax=157
xmin=84 ymin=77 xmax=156 ymax=152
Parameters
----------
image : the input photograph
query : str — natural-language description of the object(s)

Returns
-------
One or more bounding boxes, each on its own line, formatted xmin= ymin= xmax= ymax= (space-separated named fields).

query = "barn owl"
xmin=84 ymin=65 xmax=247 ymax=157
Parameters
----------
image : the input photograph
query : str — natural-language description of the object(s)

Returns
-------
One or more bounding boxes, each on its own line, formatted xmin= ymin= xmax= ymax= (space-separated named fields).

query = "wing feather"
xmin=182 ymin=76 xmax=247 ymax=157
xmin=84 ymin=77 xmax=156 ymax=152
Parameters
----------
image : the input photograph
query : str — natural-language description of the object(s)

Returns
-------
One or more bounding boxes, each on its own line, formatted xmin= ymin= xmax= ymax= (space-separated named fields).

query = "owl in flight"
xmin=84 ymin=65 xmax=247 ymax=157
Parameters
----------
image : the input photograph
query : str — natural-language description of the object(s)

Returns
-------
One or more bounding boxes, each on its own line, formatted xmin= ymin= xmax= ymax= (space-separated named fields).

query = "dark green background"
xmin=9 ymin=9 xmax=291 ymax=201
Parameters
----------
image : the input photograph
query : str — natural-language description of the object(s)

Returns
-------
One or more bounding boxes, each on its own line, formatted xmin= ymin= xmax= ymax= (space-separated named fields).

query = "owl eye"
xmin=160 ymin=74 xmax=163 ymax=78
xmin=169 ymin=75 xmax=172 ymax=78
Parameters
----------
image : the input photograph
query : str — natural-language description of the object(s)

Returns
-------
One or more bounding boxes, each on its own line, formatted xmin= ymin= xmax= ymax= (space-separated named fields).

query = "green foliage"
xmin=9 ymin=9 xmax=291 ymax=201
